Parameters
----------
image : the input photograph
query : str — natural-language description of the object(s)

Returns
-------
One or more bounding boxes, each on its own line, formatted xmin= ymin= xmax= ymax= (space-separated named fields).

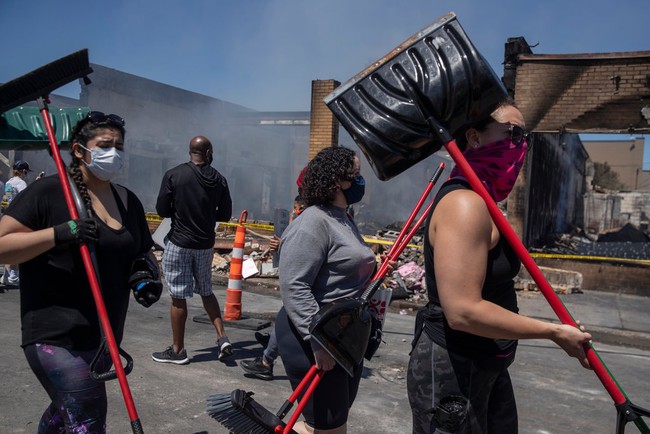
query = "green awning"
xmin=0 ymin=106 xmax=89 ymax=150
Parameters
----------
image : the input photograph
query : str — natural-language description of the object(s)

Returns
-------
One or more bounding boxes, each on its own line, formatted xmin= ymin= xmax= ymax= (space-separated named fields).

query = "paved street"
xmin=2 ymin=282 xmax=650 ymax=433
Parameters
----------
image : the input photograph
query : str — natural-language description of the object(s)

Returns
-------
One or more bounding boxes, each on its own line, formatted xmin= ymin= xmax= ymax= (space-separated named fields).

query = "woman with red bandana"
xmin=407 ymin=102 xmax=592 ymax=434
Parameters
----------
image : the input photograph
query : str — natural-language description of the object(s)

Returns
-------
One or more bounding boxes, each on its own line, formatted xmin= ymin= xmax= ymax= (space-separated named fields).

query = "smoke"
xmin=350 ymin=145 xmax=453 ymax=231
xmin=14 ymin=67 xmax=454 ymax=233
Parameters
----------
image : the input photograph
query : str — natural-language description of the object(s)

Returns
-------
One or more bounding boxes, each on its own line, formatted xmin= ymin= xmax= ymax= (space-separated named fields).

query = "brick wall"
xmin=308 ymin=79 xmax=340 ymax=159
xmin=513 ymin=54 xmax=650 ymax=134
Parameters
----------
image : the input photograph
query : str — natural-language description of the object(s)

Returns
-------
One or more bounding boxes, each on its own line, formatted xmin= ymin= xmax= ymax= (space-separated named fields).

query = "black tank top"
xmin=421 ymin=178 xmax=520 ymax=358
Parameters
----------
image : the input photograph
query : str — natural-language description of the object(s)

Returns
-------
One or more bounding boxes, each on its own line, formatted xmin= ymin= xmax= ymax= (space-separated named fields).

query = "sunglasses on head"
xmin=86 ymin=111 xmax=125 ymax=127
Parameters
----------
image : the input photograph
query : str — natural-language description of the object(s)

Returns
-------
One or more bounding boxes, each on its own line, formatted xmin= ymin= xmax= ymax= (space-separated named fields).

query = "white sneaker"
xmin=217 ymin=337 xmax=233 ymax=360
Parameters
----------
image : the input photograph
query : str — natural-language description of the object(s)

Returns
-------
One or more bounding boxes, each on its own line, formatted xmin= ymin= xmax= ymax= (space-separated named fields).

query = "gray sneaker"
xmin=152 ymin=346 xmax=189 ymax=365
xmin=217 ymin=336 xmax=233 ymax=360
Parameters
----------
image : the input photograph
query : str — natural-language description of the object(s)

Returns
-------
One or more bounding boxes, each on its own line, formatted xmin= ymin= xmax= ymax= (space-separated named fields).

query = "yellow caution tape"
xmin=145 ymin=213 xmax=421 ymax=247
xmin=530 ymin=252 xmax=650 ymax=266
xmin=363 ymin=237 xmax=422 ymax=249
xmin=45 ymin=214 xmax=650 ymax=262
xmin=145 ymin=213 xmax=163 ymax=222
xmin=145 ymin=213 xmax=274 ymax=231
xmin=232 ymin=221 xmax=275 ymax=231
xmin=0 ymin=212 xmax=633 ymax=262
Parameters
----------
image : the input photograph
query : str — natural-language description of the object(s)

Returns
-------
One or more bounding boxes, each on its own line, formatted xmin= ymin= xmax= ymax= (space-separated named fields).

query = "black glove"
xmin=132 ymin=280 xmax=163 ymax=308
xmin=53 ymin=218 xmax=99 ymax=246
xmin=128 ymin=254 xmax=163 ymax=308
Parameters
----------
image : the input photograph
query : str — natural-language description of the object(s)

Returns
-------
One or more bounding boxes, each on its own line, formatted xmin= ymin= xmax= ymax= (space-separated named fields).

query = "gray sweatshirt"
xmin=278 ymin=204 xmax=376 ymax=341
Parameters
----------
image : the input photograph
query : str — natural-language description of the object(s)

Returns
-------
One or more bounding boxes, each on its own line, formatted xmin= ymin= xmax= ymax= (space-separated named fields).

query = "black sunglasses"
xmin=86 ymin=111 xmax=125 ymax=127
xmin=509 ymin=125 xmax=528 ymax=145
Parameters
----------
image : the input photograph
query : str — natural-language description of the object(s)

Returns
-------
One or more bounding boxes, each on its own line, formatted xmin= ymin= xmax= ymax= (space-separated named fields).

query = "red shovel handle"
xmin=444 ymin=139 xmax=627 ymax=406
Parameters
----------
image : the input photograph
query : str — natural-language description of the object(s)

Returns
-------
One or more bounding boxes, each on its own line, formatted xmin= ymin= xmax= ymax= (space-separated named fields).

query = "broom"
xmin=207 ymin=365 xmax=323 ymax=434
xmin=207 ymin=163 xmax=445 ymax=433
xmin=0 ymin=50 xmax=145 ymax=434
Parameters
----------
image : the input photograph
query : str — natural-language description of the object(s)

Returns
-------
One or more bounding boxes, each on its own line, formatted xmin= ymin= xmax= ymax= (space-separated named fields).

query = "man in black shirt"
xmin=152 ymin=136 xmax=233 ymax=364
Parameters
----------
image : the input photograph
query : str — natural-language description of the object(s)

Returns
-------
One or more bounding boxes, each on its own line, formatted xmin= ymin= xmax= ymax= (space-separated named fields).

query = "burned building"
xmin=504 ymin=38 xmax=650 ymax=247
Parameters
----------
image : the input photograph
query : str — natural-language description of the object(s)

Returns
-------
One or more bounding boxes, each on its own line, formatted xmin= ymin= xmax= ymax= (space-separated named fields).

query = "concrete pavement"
xmin=2 ymin=275 xmax=650 ymax=433
xmin=233 ymin=274 xmax=650 ymax=352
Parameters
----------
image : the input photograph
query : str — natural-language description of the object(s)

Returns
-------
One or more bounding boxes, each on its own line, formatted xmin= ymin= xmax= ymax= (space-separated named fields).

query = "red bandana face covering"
xmin=449 ymin=137 xmax=528 ymax=202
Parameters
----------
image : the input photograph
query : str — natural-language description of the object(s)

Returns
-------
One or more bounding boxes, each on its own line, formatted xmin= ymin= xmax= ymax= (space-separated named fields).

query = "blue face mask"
xmin=343 ymin=175 xmax=365 ymax=205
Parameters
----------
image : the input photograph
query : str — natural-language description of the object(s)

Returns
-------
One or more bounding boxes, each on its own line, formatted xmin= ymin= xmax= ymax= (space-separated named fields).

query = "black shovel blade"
xmin=309 ymin=298 xmax=372 ymax=377
xmin=324 ymin=12 xmax=507 ymax=180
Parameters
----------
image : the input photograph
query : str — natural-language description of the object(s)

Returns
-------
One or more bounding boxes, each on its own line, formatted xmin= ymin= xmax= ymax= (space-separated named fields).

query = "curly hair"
xmin=300 ymin=146 xmax=356 ymax=207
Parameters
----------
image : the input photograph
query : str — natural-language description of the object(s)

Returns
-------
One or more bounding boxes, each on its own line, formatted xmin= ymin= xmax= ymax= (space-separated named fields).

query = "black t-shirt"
xmin=421 ymin=179 xmax=520 ymax=359
xmin=5 ymin=175 xmax=153 ymax=350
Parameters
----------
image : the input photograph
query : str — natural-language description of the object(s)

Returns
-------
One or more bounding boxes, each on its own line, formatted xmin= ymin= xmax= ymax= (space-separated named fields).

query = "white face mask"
xmin=79 ymin=145 xmax=124 ymax=181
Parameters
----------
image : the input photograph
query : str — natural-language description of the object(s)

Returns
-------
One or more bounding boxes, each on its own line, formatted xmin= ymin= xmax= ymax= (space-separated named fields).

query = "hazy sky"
xmin=1 ymin=0 xmax=649 ymax=164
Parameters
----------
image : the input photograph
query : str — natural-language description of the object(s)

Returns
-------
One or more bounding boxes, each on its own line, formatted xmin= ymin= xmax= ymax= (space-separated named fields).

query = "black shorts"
xmin=275 ymin=307 xmax=363 ymax=430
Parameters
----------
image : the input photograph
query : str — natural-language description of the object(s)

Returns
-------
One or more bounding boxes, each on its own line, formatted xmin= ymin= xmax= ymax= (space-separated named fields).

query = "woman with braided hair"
xmin=0 ymin=111 xmax=158 ymax=433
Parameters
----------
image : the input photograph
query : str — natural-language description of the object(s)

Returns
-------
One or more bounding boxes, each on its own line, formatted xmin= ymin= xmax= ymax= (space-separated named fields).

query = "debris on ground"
xmin=206 ymin=220 xmax=431 ymax=304
xmin=532 ymin=226 xmax=650 ymax=260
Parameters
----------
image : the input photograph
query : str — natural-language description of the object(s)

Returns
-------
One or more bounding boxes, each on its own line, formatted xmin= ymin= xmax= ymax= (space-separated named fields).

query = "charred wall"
xmin=525 ymin=133 xmax=589 ymax=247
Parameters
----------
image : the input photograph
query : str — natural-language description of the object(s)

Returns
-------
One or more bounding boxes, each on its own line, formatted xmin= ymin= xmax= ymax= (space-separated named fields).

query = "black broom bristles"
xmin=207 ymin=389 xmax=295 ymax=434
xmin=0 ymin=49 xmax=93 ymax=113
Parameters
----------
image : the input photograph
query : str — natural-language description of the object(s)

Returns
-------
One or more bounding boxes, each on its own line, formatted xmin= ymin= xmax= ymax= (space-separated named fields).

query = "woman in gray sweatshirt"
xmin=276 ymin=146 xmax=376 ymax=434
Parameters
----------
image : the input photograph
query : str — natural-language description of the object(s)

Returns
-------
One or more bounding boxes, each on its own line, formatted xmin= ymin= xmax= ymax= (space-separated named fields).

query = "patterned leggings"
xmin=24 ymin=343 xmax=109 ymax=434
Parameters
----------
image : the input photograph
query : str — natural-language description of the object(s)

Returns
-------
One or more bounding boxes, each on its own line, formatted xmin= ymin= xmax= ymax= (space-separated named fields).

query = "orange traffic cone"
xmin=224 ymin=211 xmax=247 ymax=320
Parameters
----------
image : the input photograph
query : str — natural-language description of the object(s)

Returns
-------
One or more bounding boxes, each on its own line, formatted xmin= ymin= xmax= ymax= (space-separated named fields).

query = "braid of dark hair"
xmin=67 ymin=155 xmax=94 ymax=216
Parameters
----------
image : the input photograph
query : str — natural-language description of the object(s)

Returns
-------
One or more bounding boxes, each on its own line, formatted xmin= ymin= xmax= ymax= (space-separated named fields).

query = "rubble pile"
xmin=514 ymin=265 xmax=584 ymax=295
xmin=386 ymin=260 xmax=427 ymax=303
xmin=370 ymin=221 xmax=428 ymax=303
xmin=208 ymin=221 xmax=431 ymax=304
xmin=533 ymin=224 xmax=650 ymax=261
